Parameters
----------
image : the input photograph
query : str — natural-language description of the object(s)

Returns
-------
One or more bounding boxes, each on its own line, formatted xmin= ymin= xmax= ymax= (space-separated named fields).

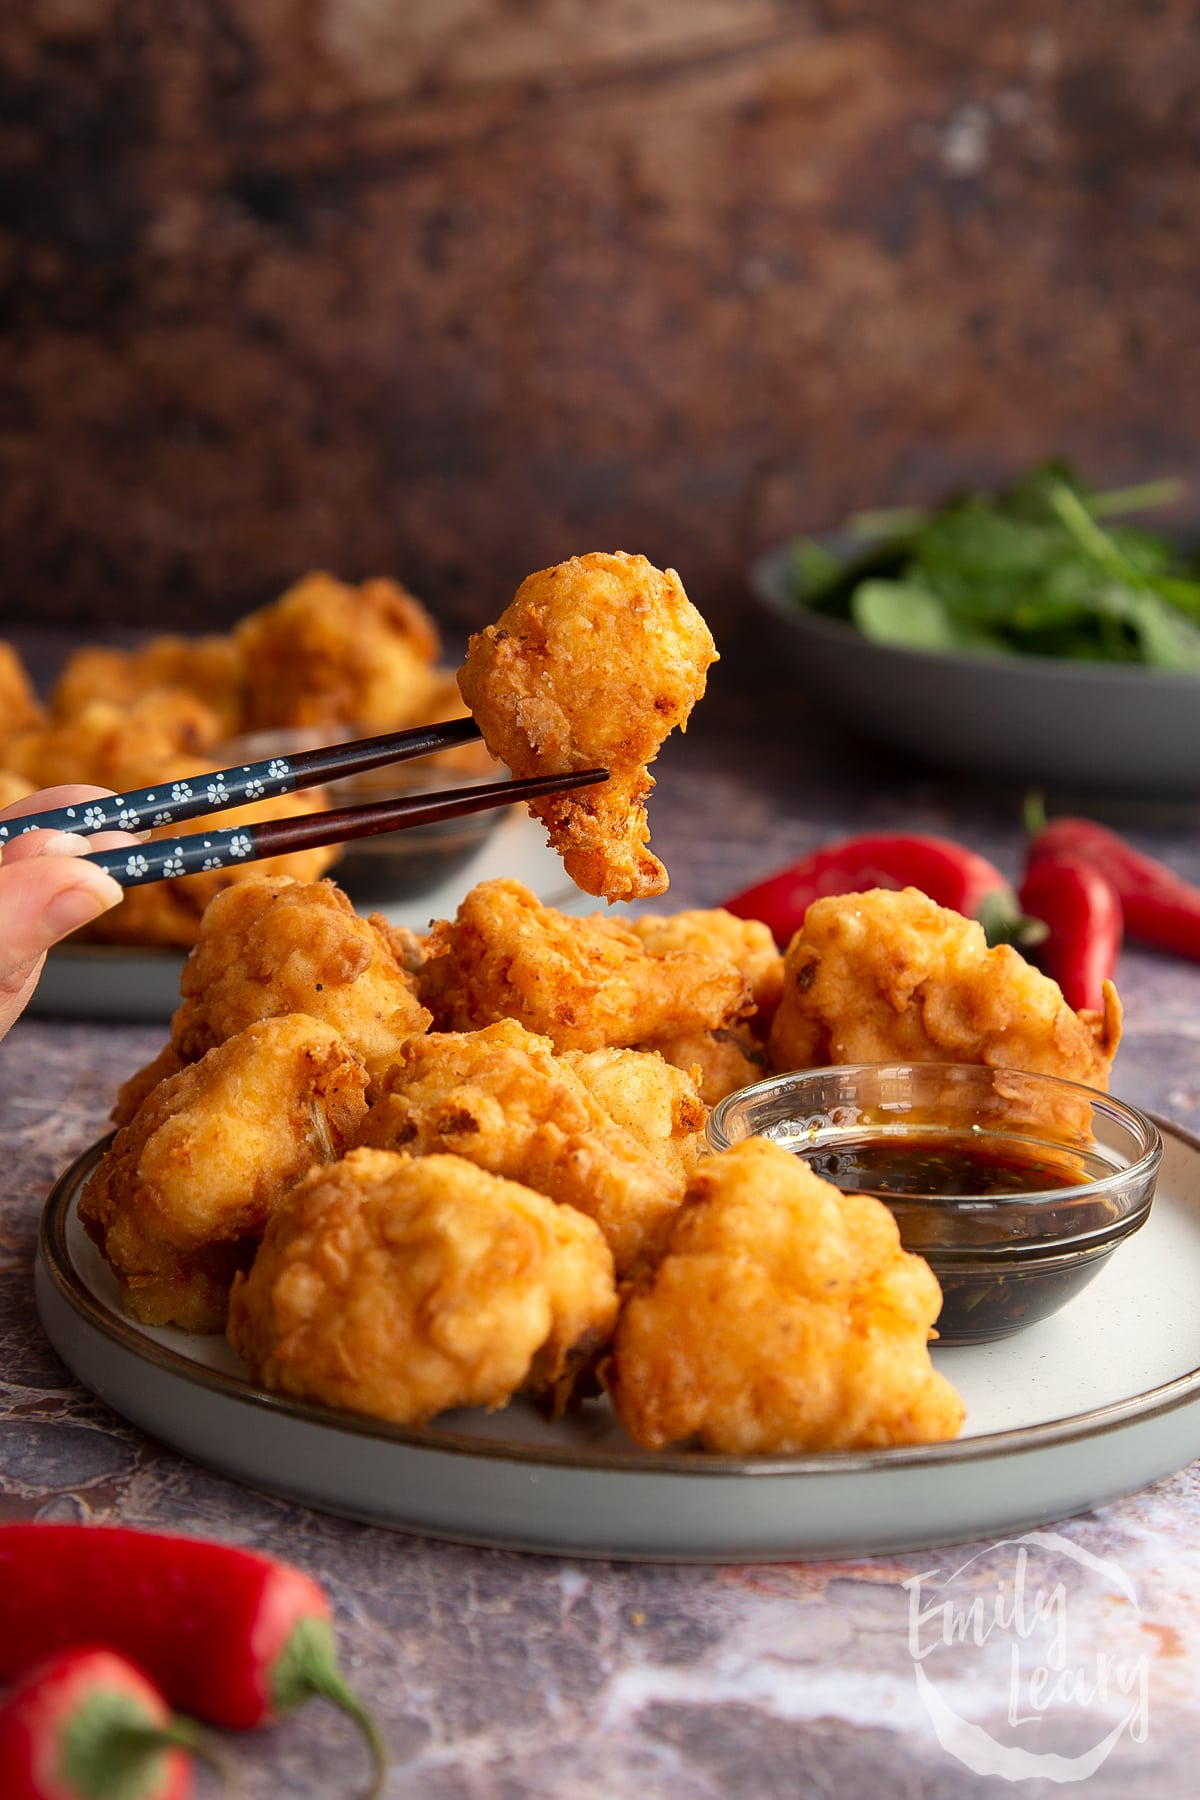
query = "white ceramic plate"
xmin=750 ymin=540 xmax=1200 ymax=796
xmin=35 ymin=1122 xmax=1200 ymax=1563
xmin=28 ymin=809 xmax=586 ymax=1023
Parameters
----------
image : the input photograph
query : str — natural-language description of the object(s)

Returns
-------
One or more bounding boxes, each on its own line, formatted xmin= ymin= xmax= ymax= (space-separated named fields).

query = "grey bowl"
xmin=749 ymin=541 xmax=1200 ymax=796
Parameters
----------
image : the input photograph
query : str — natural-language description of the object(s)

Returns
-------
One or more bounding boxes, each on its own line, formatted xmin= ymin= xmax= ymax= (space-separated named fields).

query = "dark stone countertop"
xmin=4 ymin=628 xmax=1200 ymax=1797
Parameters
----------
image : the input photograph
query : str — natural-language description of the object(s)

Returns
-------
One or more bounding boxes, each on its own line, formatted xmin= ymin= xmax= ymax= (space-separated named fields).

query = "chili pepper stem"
xmin=975 ymin=887 xmax=1048 ymax=951
xmin=1022 ymin=790 xmax=1048 ymax=836
xmin=62 ymin=1698 xmax=238 ymax=1799
xmin=271 ymin=1619 xmax=388 ymax=1800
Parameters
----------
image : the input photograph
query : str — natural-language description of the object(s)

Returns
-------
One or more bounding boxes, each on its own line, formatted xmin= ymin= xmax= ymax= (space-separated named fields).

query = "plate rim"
xmin=37 ymin=1121 xmax=1200 ymax=1482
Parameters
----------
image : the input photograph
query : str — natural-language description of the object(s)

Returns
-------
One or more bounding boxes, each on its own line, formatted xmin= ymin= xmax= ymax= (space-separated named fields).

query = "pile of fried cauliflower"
xmin=68 ymin=553 xmax=1122 ymax=1457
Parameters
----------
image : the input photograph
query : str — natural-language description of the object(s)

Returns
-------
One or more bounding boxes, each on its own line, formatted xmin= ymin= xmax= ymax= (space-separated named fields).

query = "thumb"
xmin=0 ymin=856 xmax=123 ymax=993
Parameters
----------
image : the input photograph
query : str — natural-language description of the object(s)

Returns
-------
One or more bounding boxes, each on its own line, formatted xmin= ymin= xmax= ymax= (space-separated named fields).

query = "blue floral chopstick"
xmin=0 ymin=716 xmax=484 ymax=845
xmin=81 ymin=766 xmax=609 ymax=887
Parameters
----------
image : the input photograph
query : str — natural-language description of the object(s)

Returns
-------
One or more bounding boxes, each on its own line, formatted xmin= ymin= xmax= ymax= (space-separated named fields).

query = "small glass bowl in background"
xmin=327 ymin=756 xmax=503 ymax=906
xmin=707 ymin=1062 xmax=1163 ymax=1347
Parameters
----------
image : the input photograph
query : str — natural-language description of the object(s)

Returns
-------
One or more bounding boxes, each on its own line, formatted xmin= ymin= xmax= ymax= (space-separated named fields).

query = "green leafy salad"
xmin=791 ymin=462 xmax=1200 ymax=671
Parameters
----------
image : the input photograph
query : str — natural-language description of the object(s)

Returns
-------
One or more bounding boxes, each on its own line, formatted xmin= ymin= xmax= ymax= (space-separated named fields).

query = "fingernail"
xmin=44 ymin=879 xmax=118 ymax=936
xmin=27 ymin=831 xmax=90 ymax=858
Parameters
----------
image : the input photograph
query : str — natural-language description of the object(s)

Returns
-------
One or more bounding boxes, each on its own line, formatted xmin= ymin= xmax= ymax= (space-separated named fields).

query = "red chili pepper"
xmin=721 ymin=831 xmax=1033 ymax=949
xmin=0 ymin=1525 xmax=386 ymax=1797
xmin=0 ymin=1646 xmax=201 ymax=1800
xmin=1017 ymin=851 xmax=1123 ymax=1013
xmin=1027 ymin=813 xmax=1200 ymax=962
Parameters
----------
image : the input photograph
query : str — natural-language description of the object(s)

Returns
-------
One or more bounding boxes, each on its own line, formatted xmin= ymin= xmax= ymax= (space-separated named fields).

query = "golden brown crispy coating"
xmin=417 ymin=878 xmax=751 ymax=1053
xmin=605 ymin=1136 xmax=965 ymax=1454
xmin=372 ymin=917 xmax=430 ymax=979
xmin=227 ymin=1146 xmax=619 ymax=1426
xmin=79 ymin=1014 xmax=370 ymax=1331
xmin=355 ymin=1020 xmax=693 ymax=1276
xmin=234 ymin=571 xmax=442 ymax=733
xmin=79 ymin=773 xmax=341 ymax=950
xmin=170 ymin=875 xmax=430 ymax=1085
xmin=0 ymin=769 xmax=33 ymax=810
xmin=457 ymin=551 xmax=718 ymax=901
xmin=630 ymin=909 xmax=784 ymax=1033
xmin=110 ymin=1043 xmax=189 ymax=1128
xmin=0 ymin=642 xmax=44 ymax=747
xmin=560 ymin=1045 xmax=708 ymax=1190
xmin=767 ymin=887 xmax=1122 ymax=1092
xmin=635 ymin=1025 xmax=767 ymax=1107
xmin=624 ymin=910 xmax=781 ymax=1099
xmin=51 ymin=637 xmax=247 ymax=740
xmin=4 ymin=690 xmax=224 ymax=791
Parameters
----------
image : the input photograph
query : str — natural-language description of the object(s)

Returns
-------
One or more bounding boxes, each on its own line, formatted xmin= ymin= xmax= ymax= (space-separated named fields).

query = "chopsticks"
xmin=79 ymin=767 xmax=610 ymax=889
xmin=0 ymin=716 xmax=486 ymax=845
xmin=0 ymin=716 xmax=611 ymax=890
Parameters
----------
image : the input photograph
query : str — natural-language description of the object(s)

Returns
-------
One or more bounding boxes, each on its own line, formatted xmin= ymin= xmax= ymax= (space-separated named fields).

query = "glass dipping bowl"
xmin=327 ymin=759 xmax=503 ymax=906
xmin=707 ymin=1062 xmax=1163 ymax=1346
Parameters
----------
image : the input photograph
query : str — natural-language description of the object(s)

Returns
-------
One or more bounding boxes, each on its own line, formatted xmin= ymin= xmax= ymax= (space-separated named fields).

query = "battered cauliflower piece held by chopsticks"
xmin=227 ymin=1147 xmax=619 ymax=1427
xmin=458 ymin=551 xmax=718 ymax=902
xmin=767 ymin=886 xmax=1122 ymax=1094
xmin=170 ymin=874 xmax=431 ymax=1087
xmin=79 ymin=1014 xmax=369 ymax=1332
xmin=417 ymin=878 xmax=752 ymax=1054
xmin=355 ymin=1020 xmax=703 ymax=1277
xmin=605 ymin=1137 xmax=965 ymax=1455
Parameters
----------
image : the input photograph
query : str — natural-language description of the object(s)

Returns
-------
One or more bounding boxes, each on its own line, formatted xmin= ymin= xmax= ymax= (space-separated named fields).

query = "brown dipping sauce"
xmin=798 ymin=1129 xmax=1121 ymax=1344
xmin=805 ymin=1131 xmax=1088 ymax=1201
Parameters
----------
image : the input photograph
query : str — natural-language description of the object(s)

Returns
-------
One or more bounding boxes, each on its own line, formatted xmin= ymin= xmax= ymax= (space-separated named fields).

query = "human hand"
xmin=0 ymin=786 xmax=141 ymax=1040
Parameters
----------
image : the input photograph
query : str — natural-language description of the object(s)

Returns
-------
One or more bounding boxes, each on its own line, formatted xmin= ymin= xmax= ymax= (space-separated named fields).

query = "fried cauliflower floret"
xmin=0 ymin=642 xmax=44 ymax=748
xmin=418 ymin=878 xmax=751 ymax=1053
xmin=234 ymin=571 xmax=442 ymax=733
xmin=355 ymin=1021 xmax=695 ymax=1276
xmin=227 ymin=1147 xmax=619 ymax=1426
xmin=0 ymin=769 xmax=33 ymax=810
xmin=605 ymin=1137 xmax=965 ymax=1454
xmin=78 ymin=1014 xmax=369 ymax=1332
xmin=635 ymin=1025 xmax=767 ymax=1107
xmin=560 ymin=1045 xmax=708 ymax=1190
xmin=110 ymin=1043 xmax=189 ymax=1128
xmin=3 ymin=690 xmax=223 ymax=791
xmin=79 ymin=770 xmax=341 ymax=950
xmin=374 ymin=918 xmax=430 ymax=979
xmin=621 ymin=910 xmax=781 ymax=1101
xmin=457 ymin=551 xmax=718 ymax=902
xmin=170 ymin=875 xmax=431 ymax=1085
xmin=631 ymin=909 xmax=784 ymax=1033
xmin=51 ymin=636 xmax=247 ymax=739
xmin=767 ymin=887 xmax=1122 ymax=1094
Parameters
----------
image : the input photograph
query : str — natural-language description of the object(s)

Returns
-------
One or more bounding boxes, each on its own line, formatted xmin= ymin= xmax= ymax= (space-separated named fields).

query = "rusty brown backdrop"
xmin=2 ymin=1 xmax=1198 ymax=641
